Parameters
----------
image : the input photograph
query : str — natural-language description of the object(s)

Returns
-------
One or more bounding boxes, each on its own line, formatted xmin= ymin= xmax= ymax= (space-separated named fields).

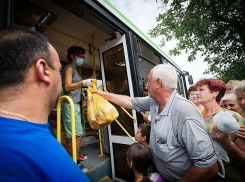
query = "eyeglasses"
xmin=75 ymin=54 xmax=86 ymax=59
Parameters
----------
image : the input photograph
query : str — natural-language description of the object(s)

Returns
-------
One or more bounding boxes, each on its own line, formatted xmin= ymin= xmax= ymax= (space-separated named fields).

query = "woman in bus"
xmin=220 ymin=93 xmax=245 ymax=118
xmin=195 ymin=79 xmax=245 ymax=181
xmin=61 ymin=46 xmax=93 ymax=173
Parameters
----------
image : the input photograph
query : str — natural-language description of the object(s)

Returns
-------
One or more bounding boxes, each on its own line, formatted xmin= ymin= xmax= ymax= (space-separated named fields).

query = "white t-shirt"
xmin=150 ymin=172 xmax=165 ymax=182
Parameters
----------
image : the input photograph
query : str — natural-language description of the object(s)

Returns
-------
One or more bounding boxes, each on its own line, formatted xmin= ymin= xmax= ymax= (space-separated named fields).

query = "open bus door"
xmin=99 ymin=34 xmax=137 ymax=182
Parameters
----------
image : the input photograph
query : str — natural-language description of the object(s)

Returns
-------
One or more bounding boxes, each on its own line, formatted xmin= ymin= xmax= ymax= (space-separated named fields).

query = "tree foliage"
xmin=149 ymin=0 xmax=245 ymax=80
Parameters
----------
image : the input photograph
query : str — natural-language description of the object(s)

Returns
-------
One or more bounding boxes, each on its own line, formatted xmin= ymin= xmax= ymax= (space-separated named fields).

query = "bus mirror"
xmin=188 ymin=75 xmax=193 ymax=85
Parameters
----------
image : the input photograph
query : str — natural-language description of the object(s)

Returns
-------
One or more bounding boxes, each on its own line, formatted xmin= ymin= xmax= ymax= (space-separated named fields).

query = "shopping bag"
xmin=87 ymin=80 xmax=119 ymax=129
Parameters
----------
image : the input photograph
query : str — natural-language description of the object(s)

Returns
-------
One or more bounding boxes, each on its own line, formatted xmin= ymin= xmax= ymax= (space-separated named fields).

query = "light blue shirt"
xmin=132 ymin=90 xmax=217 ymax=181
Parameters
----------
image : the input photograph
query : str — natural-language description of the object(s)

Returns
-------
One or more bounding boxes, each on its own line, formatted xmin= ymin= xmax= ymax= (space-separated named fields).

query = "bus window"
xmin=177 ymin=74 xmax=184 ymax=97
xmin=137 ymin=40 xmax=161 ymax=64
xmin=138 ymin=57 xmax=155 ymax=96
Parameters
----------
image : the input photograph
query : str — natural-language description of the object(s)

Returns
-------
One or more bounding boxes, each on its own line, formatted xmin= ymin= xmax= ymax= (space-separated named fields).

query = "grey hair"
xmin=220 ymin=93 xmax=237 ymax=105
xmin=151 ymin=64 xmax=177 ymax=91
xmin=233 ymin=81 xmax=245 ymax=94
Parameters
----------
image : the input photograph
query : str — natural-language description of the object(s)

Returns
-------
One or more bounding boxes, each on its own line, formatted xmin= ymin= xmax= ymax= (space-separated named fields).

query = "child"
xmin=135 ymin=123 xmax=151 ymax=146
xmin=127 ymin=142 xmax=165 ymax=182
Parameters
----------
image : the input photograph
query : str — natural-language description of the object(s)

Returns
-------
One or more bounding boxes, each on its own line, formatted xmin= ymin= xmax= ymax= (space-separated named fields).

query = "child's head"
xmin=135 ymin=124 xmax=151 ymax=145
xmin=127 ymin=142 xmax=153 ymax=181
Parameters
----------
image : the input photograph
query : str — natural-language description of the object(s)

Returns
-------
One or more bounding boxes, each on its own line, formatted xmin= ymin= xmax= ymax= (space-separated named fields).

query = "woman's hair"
xmin=139 ymin=124 xmax=151 ymax=145
xmin=188 ymin=85 xmax=196 ymax=96
xmin=151 ymin=64 xmax=177 ymax=91
xmin=233 ymin=81 xmax=245 ymax=94
xmin=195 ymin=79 xmax=226 ymax=103
xmin=67 ymin=46 xmax=85 ymax=62
xmin=127 ymin=143 xmax=153 ymax=182
xmin=220 ymin=93 xmax=237 ymax=106
xmin=226 ymin=80 xmax=241 ymax=88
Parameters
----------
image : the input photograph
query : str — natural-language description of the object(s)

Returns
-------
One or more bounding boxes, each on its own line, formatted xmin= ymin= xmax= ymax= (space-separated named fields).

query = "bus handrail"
xmin=104 ymin=86 xmax=136 ymax=122
xmin=56 ymin=96 xmax=77 ymax=162
xmin=103 ymin=86 xmax=137 ymax=143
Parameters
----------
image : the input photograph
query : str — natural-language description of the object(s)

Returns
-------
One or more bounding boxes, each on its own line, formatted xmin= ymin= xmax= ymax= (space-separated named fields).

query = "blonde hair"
xmin=226 ymin=80 xmax=241 ymax=88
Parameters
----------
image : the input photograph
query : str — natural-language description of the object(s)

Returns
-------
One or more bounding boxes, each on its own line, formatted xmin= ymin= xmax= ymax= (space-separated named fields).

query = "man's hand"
xmin=82 ymin=79 xmax=93 ymax=87
xmin=140 ymin=111 xmax=151 ymax=124
xmin=236 ymin=125 xmax=245 ymax=140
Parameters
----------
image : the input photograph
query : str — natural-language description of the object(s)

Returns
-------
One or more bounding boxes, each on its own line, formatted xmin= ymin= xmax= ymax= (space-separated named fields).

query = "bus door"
xmin=99 ymin=34 xmax=137 ymax=182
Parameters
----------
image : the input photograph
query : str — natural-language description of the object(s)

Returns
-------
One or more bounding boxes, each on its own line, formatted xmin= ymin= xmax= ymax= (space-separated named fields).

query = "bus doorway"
xmin=99 ymin=34 xmax=137 ymax=181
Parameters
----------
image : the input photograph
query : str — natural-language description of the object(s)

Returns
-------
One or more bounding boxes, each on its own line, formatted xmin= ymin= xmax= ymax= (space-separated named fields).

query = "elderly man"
xmin=0 ymin=26 xmax=90 ymax=181
xmin=93 ymin=64 xmax=218 ymax=182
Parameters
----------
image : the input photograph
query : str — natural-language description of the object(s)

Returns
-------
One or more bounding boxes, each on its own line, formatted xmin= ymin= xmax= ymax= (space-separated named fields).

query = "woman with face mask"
xmin=61 ymin=46 xmax=93 ymax=174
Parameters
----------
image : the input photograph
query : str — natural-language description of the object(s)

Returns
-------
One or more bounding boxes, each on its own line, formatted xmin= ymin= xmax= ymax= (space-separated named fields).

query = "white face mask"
xmin=75 ymin=58 xmax=84 ymax=66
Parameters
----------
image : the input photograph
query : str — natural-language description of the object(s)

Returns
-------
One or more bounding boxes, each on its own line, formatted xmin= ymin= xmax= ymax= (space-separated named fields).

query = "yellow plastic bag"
xmin=87 ymin=80 xmax=119 ymax=130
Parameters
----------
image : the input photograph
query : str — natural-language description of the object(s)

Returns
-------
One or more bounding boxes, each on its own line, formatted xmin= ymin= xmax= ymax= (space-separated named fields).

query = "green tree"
xmin=149 ymin=0 xmax=245 ymax=80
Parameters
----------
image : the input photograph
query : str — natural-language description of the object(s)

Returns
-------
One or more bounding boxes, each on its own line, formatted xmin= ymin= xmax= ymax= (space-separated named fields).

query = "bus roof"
xmin=97 ymin=0 xmax=181 ymax=70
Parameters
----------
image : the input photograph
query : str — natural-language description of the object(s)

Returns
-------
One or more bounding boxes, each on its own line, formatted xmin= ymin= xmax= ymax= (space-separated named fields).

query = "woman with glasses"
xmin=61 ymin=46 xmax=93 ymax=174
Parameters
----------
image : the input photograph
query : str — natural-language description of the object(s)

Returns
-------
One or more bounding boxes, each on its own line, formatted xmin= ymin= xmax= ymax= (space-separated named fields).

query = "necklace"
xmin=0 ymin=110 xmax=30 ymax=122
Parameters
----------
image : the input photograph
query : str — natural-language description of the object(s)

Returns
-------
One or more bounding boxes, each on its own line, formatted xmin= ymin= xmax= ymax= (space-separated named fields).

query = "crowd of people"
xmin=1 ymin=26 xmax=245 ymax=182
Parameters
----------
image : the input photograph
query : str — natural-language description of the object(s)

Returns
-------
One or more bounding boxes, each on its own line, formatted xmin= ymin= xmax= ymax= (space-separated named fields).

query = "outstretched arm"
xmin=92 ymin=90 xmax=135 ymax=110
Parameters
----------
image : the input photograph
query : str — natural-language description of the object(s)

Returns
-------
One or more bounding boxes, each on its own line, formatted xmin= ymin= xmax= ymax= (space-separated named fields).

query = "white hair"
xmin=151 ymin=64 xmax=177 ymax=91
xmin=233 ymin=81 xmax=245 ymax=94
xmin=220 ymin=93 xmax=237 ymax=105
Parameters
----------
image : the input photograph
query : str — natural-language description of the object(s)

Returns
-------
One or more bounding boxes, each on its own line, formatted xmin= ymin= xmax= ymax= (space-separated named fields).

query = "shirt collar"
xmin=159 ymin=90 xmax=176 ymax=116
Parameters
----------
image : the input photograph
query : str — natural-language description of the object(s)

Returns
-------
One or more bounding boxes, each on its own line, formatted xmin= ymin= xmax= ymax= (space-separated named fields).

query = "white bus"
xmin=1 ymin=0 xmax=193 ymax=181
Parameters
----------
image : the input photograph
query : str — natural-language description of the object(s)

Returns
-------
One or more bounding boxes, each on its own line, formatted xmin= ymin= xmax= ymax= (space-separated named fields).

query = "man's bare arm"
xmin=178 ymin=163 xmax=218 ymax=182
xmin=92 ymin=90 xmax=135 ymax=110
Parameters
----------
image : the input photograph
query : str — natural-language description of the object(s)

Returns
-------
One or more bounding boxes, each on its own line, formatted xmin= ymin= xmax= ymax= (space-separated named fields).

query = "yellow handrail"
xmin=98 ymin=129 xmax=104 ymax=156
xmin=104 ymin=86 xmax=136 ymax=122
xmin=57 ymin=96 xmax=77 ymax=162
xmin=103 ymin=86 xmax=137 ymax=143
xmin=115 ymin=119 xmax=137 ymax=143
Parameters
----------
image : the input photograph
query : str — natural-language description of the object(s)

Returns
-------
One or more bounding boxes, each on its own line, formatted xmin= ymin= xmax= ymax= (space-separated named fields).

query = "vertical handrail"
xmin=91 ymin=36 xmax=104 ymax=156
xmin=57 ymin=96 xmax=77 ymax=162
xmin=103 ymin=86 xmax=137 ymax=143
xmin=98 ymin=129 xmax=104 ymax=156
xmin=91 ymin=35 xmax=96 ymax=78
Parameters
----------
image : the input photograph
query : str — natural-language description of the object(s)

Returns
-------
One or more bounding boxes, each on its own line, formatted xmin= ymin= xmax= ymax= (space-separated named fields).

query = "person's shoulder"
xmin=171 ymin=93 xmax=204 ymax=127
xmin=173 ymin=93 xmax=198 ymax=112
